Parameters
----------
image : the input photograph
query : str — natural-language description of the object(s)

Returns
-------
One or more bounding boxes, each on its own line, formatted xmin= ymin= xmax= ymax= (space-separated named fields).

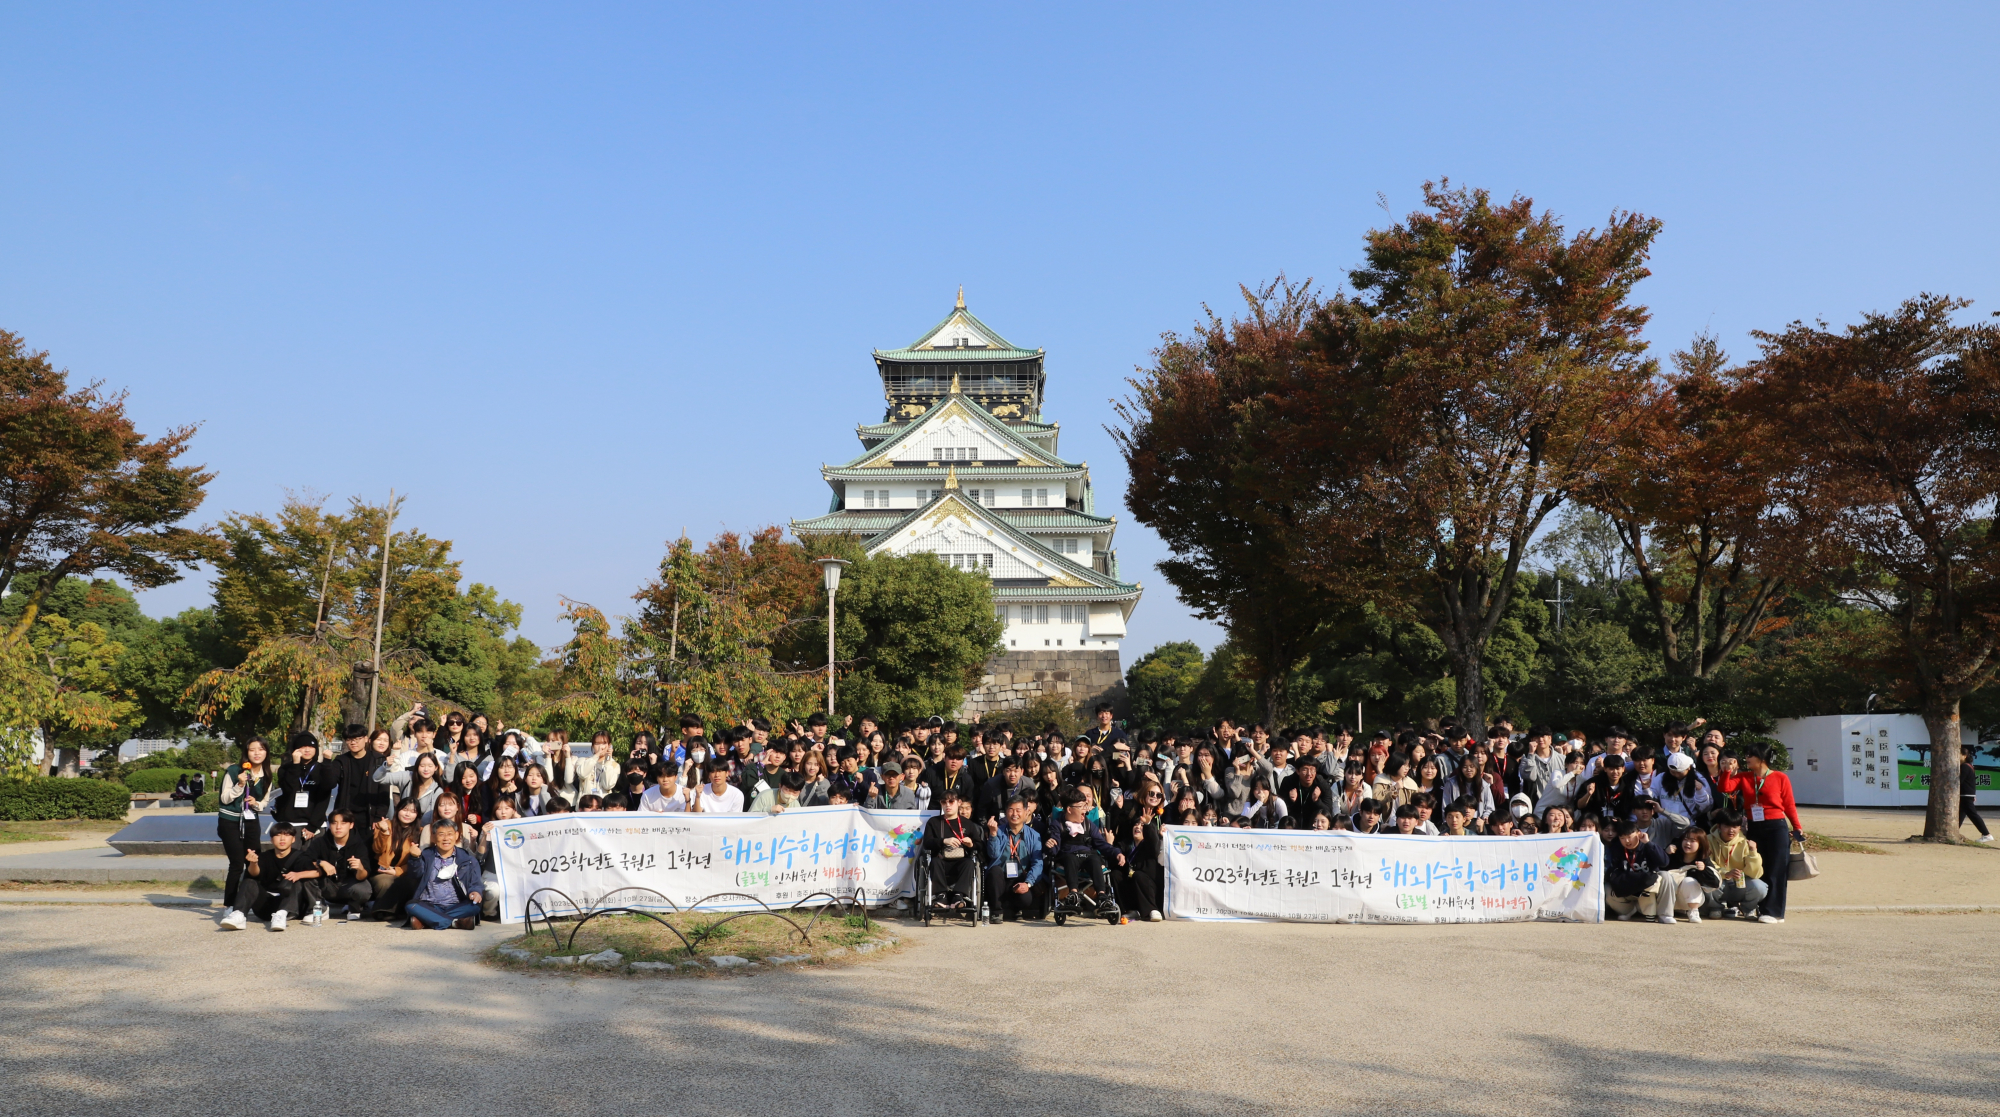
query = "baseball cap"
xmin=878 ymin=761 xmax=903 ymax=777
xmin=1667 ymin=752 xmax=1694 ymax=772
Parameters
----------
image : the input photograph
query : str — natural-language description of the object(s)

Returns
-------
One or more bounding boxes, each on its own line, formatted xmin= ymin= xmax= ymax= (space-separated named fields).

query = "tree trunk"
xmin=1256 ymin=668 xmax=1281 ymax=734
xmin=1921 ymin=699 xmax=1964 ymax=841
xmin=1454 ymin=646 xmax=1485 ymax=736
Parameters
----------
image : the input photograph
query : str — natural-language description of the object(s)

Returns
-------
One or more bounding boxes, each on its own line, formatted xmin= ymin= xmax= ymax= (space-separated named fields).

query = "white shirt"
xmin=641 ymin=785 xmax=693 ymax=812
xmin=696 ymin=784 xmax=745 ymax=814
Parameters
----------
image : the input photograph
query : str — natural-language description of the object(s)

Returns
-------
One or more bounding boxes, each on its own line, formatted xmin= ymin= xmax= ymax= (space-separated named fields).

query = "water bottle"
xmin=313 ymin=900 xmax=327 ymax=925
xmin=979 ymin=901 xmax=990 ymax=924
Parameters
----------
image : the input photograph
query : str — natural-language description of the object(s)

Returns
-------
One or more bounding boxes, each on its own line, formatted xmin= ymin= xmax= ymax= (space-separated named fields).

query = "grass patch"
xmin=0 ymin=819 xmax=124 ymax=844
xmin=1805 ymin=831 xmax=1888 ymax=855
xmin=492 ymin=910 xmax=901 ymax=976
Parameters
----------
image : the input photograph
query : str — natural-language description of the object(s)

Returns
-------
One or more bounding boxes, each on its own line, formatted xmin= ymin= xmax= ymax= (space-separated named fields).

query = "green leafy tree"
xmin=821 ymin=550 xmax=1004 ymax=728
xmin=1125 ymin=641 xmax=1206 ymax=730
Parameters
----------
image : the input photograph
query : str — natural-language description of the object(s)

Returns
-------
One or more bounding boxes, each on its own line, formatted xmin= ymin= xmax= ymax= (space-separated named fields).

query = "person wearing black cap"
xmin=1575 ymin=752 xmax=1635 ymax=820
xmin=867 ymin=762 xmax=920 ymax=810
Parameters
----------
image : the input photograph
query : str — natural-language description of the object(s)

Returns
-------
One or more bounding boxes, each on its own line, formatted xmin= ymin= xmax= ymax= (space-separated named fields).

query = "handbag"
xmin=1788 ymin=839 xmax=1821 ymax=881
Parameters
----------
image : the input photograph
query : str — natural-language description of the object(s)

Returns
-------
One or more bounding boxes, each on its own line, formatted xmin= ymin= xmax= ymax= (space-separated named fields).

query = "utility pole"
xmin=1544 ymin=576 xmax=1574 ymax=632
xmin=364 ymin=489 xmax=397 ymax=731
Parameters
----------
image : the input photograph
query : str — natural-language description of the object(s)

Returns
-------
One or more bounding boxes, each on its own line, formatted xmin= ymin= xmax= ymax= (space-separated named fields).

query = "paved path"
xmin=2 ymin=902 xmax=1996 ymax=1116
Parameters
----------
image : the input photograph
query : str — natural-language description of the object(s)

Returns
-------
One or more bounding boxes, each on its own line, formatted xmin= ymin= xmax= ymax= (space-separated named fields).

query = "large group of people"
xmin=212 ymin=702 xmax=1809 ymax=932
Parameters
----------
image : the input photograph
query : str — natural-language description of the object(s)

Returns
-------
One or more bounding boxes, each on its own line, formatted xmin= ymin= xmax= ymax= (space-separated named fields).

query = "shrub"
xmin=194 ymin=790 xmax=219 ymax=813
xmin=0 ymin=777 xmax=133 ymax=821
xmin=122 ymin=768 xmax=203 ymax=794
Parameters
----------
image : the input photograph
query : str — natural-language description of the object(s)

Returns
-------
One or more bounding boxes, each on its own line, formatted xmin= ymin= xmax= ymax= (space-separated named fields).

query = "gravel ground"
xmin=2 ymin=903 xmax=1997 ymax=1116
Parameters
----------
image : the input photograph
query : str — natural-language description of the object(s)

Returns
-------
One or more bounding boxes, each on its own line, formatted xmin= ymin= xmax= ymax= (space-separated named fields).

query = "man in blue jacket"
xmin=406 ymin=820 xmax=485 ymax=930
xmin=984 ymin=796 xmax=1045 ymax=921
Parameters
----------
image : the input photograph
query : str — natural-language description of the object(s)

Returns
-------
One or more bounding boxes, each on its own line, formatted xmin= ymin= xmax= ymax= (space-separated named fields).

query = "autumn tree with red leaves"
xmin=1751 ymin=295 xmax=2000 ymax=841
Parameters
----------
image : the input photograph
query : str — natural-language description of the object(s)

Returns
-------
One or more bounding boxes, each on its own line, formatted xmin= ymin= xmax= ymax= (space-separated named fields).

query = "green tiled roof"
xmin=823 ymin=464 xmax=1084 ymax=481
xmin=792 ymin=507 xmax=1115 ymax=538
xmin=875 ymin=346 xmax=1042 ymax=362
xmin=847 ymin=489 xmax=1138 ymax=597
xmin=836 ymin=393 xmax=1079 ymax=471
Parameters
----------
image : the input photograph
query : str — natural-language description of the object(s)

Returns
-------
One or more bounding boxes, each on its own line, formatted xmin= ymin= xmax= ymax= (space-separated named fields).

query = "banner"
xmin=492 ymin=805 xmax=932 ymax=924
xmin=1163 ymin=826 xmax=1603 ymax=924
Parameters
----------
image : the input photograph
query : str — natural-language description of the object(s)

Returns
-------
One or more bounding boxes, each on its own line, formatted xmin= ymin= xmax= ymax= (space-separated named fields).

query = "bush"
xmin=194 ymin=790 xmax=219 ymax=813
xmin=123 ymin=768 xmax=202 ymax=794
xmin=0 ymin=777 xmax=133 ymax=821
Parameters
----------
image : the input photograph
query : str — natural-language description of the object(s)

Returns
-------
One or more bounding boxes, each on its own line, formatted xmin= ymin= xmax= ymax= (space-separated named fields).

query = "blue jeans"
xmin=407 ymin=900 xmax=479 ymax=928
xmin=1718 ymin=878 xmax=1768 ymax=912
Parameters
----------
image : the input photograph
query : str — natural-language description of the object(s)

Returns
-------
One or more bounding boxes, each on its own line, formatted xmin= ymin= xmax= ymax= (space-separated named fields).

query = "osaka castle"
xmin=791 ymin=292 xmax=1142 ymax=717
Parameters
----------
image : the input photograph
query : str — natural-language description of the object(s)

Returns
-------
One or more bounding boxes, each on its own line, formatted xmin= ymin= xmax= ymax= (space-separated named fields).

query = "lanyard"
xmin=1006 ymin=832 xmax=1021 ymax=859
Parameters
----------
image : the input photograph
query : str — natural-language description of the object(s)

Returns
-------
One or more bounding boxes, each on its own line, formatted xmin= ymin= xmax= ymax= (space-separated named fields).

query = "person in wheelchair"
xmin=984 ymin=794 xmax=1046 ymax=921
xmin=919 ymin=789 xmax=985 ymax=910
xmin=1049 ymin=786 xmax=1123 ymax=920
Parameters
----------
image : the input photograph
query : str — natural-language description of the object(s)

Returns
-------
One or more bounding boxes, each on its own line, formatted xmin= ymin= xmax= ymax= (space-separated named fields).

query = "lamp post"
xmin=816 ymin=557 xmax=851 ymax=720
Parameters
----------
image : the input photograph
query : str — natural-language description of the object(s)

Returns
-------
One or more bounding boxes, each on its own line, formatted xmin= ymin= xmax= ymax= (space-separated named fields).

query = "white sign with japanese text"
xmin=492 ymin=806 xmax=932 ymax=923
xmin=1163 ymin=826 xmax=1604 ymax=924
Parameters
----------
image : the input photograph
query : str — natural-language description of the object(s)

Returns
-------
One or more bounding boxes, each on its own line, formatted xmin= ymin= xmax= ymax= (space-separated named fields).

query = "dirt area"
xmin=492 ymin=911 xmax=902 ymax=976
xmin=1789 ymin=807 xmax=2000 ymax=908
xmin=0 ymin=820 xmax=125 ymax=845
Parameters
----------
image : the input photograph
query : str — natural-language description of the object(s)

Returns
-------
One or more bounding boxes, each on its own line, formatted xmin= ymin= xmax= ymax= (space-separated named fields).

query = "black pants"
xmin=1962 ymin=796 xmax=1991 ymax=837
xmin=930 ymin=852 xmax=979 ymax=899
xmin=1058 ymin=849 xmax=1117 ymax=909
xmin=319 ymin=877 xmax=374 ymax=916
xmin=234 ymin=876 xmax=312 ymax=920
xmin=986 ymin=865 xmax=1044 ymax=918
xmin=1118 ymin=862 xmax=1162 ymax=915
xmin=217 ymin=816 xmax=260 ymax=907
xmin=1747 ymin=818 xmax=1792 ymax=919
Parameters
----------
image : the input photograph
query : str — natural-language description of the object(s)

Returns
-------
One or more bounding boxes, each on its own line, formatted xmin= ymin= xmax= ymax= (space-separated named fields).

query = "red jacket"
xmin=1719 ymin=769 xmax=1801 ymax=830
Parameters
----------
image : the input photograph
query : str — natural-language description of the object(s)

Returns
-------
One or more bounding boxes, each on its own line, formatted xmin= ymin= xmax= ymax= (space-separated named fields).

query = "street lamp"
xmin=816 ymin=557 xmax=851 ymax=719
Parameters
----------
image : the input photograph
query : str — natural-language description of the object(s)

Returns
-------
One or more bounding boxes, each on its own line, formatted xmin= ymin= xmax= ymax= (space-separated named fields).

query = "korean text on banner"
xmin=1163 ymin=826 xmax=1604 ymax=924
xmin=491 ymin=805 xmax=931 ymax=924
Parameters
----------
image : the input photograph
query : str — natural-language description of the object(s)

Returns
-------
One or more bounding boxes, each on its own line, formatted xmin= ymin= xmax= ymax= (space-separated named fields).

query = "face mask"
xmin=691 ymin=750 xmax=707 ymax=762
xmin=1512 ymin=803 xmax=1530 ymax=819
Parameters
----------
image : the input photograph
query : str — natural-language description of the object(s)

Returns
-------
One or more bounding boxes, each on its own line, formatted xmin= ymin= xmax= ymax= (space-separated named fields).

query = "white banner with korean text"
xmin=1163 ymin=826 xmax=1604 ymax=924
xmin=492 ymin=806 xmax=932 ymax=924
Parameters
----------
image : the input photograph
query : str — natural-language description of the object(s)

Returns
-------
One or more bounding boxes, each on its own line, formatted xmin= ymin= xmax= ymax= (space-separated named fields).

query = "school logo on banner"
xmin=502 ymin=828 xmax=526 ymax=849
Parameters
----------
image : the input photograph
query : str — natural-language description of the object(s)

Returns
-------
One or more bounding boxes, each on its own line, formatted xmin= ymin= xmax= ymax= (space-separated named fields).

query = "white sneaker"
xmin=1147 ymin=910 xmax=1162 ymax=922
xmin=1757 ymin=914 xmax=1779 ymax=924
xmin=1684 ymin=908 xmax=1702 ymax=924
xmin=268 ymin=910 xmax=287 ymax=932
xmin=219 ymin=909 xmax=246 ymax=931
xmin=1657 ymin=912 xmax=1677 ymax=925
xmin=1616 ymin=910 xmax=1637 ymax=921
xmin=1980 ymin=834 xmax=1994 ymax=843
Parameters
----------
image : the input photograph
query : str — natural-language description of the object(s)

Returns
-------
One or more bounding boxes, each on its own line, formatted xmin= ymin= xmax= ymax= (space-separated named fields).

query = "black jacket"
xmin=246 ymin=842 xmax=315 ymax=888
xmin=1049 ymin=815 xmax=1119 ymax=860
xmin=921 ymin=815 xmax=987 ymax=862
xmin=1606 ymin=840 xmax=1668 ymax=897
xmin=273 ymin=760 xmax=334 ymax=826
xmin=1666 ymin=848 xmax=1720 ymax=889
xmin=328 ymin=749 xmax=380 ymax=821
xmin=926 ymin=765 xmax=976 ymax=809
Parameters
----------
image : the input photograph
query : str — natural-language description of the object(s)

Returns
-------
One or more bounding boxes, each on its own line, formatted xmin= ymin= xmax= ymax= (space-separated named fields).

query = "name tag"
xmin=293 ymin=792 xmax=310 ymax=809
xmin=1750 ymin=806 xmax=1765 ymax=822
xmin=1005 ymin=860 xmax=1020 ymax=879
xmin=754 ymin=780 xmax=770 ymax=794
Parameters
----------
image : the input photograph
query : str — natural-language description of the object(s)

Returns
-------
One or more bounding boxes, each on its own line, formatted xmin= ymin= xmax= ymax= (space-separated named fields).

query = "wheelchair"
xmin=1047 ymin=854 xmax=1123 ymax=926
xmin=911 ymin=847 xmax=985 ymax=927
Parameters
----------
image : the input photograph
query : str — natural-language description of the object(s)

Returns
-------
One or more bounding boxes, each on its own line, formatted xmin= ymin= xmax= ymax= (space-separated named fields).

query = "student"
xmin=1717 ymin=744 xmax=1802 ymax=923
xmin=1604 ymin=819 xmax=1673 ymax=924
xmin=1962 ymin=755 xmax=1993 ymax=842
xmin=374 ymin=750 xmax=447 ymax=822
xmin=369 ymin=798 xmax=424 ymax=920
xmin=1705 ymin=810 xmax=1768 ymax=919
xmin=273 ymin=732 xmax=333 ymax=838
xmin=404 ymin=820 xmax=484 ymax=930
xmin=1655 ymin=751 xmax=1715 ymax=824
xmin=328 ymin=723 xmax=379 ymax=831
xmin=639 ymin=763 xmax=694 ymax=812
xmin=692 ymin=760 xmax=746 ymax=813
xmin=567 ymin=732 xmax=622 ymax=805
xmin=305 ymin=809 xmax=376 ymax=921
xmin=920 ymin=789 xmax=985 ymax=907
xmin=217 ymin=737 xmax=275 ymax=909
xmin=1049 ymin=786 xmax=1123 ymax=918
xmin=219 ymin=822 xmax=316 ymax=931
xmin=1665 ymin=827 xmax=1718 ymax=923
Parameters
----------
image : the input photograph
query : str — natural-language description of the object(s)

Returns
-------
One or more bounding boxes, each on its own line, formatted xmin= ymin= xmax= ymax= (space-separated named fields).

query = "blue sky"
xmin=2 ymin=4 xmax=1994 ymax=657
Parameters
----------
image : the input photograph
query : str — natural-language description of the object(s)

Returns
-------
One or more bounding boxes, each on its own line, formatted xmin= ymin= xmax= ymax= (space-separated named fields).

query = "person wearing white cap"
xmin=1654 ymin=749 xmax=1716 ymax=823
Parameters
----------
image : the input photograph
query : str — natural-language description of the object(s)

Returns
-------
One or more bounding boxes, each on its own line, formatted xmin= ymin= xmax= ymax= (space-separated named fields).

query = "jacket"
xmin=372 ymin=761 xmax=446 ymax=823
xmin=412 ymin=845 xmax=485 ymax=909
xmin=1606 ymin=840 xmax=1668 ymax=897
xmin=1705 ymin=831 xmax=1765 ymax=884
xmin=305 ymin=830 xmax=377 ymax=883
xmin=273 ymin=760 xmax=334 ymax=826
xmin=328 ymin=748 xmax=379 ymax=820
xmin=566 ymin=756 xmax=621 ymax=803
xmin=922 ymin=814 xmax=986 ymax=863
xmin=985 ymin=823 xmax=1045 ymax=887
xmin=218 ymin=765 xmax=274 ymax=823
xmin=1049 ymin=815 xmax=1119 ymax=860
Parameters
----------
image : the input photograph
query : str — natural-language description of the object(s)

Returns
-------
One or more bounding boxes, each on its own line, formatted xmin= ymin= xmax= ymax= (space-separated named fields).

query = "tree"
xmin=1300 ymin=182 xmax=1661 ymax=731
xmin=1115 ymin=278 xmax=1346 ymax=728
xmin=822 ymin=550 xmax=1004 ymax=727
xmin=1125 ymin=641 xmax=1205 ymax=729
xmin=1587 ymin=335 xmax=1827 ymax=679
xmin=1751 ymin=294 xmax=2000 ymax=840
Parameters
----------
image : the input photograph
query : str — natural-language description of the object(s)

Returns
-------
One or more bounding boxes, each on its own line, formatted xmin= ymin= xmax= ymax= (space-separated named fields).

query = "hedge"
xmin=0 ymin=777 xmax=133 ymax=821
xmin=194 ymin=790 xmax=219 ymax=814
xmin=122 ymin=768 xmax=204 ymax=794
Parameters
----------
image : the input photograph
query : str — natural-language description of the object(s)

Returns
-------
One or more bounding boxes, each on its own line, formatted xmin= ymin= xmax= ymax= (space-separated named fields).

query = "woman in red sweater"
xmin=1718 ymin=744 xmax=1802 ymax=923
